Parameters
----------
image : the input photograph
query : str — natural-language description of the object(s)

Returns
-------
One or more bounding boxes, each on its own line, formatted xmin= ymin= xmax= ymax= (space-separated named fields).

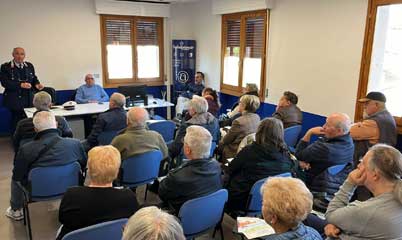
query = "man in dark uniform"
xmin=0 ymin=47 xmax=44 ymax=132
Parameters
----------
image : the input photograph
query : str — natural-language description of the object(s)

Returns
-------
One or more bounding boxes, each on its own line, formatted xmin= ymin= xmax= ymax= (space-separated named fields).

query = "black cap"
xmin=358 ymin=91 xmax=386 ymax=103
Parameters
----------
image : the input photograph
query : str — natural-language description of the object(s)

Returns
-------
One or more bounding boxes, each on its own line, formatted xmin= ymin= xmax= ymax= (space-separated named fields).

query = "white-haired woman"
xmin=262 ymin=177 xmax=322 ymax=239
xmin=57 ymin=146 xmax=139 ymax=239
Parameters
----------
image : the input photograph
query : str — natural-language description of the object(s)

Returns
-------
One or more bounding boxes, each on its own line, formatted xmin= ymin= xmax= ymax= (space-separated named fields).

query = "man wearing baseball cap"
xmin=350 ymin=91 xmax=397 ymax=164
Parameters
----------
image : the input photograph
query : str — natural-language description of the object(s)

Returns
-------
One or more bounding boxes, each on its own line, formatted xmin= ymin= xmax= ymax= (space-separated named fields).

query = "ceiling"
xmin=118 ymin=0 xmax=201 ymax=4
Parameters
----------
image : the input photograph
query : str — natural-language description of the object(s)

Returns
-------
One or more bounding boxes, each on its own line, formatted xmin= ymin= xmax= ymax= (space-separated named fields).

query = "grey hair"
xmin=333 ymin=113 xmax=351 ymax=134
xmin=122 ymin=207 xmax=185 ymax=240
xmin=189 ymin=95 xmax=208 ymax=114
xmin=246 ymin=83 xmax=259 ymax=93
xmin=367 ymin=144 xmax=402 ymax=204
xmin=240 ymin=95 xmax=260 ymax=113
xmin=127 ymin=107 xmax=149 ymax=127
xmin=33 ymin=111 xmax=57 ymax=132
xmin=33 ymin=91 xmax=52 ymax=111
xmin=184 ymin=125 xmax=212 ymax=159
xmin=110 ymin=92 xmax=126 ymax=108
xmin=373 ymin=100 xmax=386 ymax=111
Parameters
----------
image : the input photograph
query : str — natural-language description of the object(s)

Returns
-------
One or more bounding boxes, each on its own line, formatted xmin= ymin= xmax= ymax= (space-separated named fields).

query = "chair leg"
xmin=25 ymin=204 xmax=33 ymax=240
xmin=219 ymin=224 xmax=224 ymax=240
xmin=144 ymin=184 xmax=148 ymax=201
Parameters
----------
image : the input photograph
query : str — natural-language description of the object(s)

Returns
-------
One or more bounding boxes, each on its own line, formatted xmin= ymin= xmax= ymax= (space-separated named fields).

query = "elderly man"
xmin=83 ymin=93 xmax=127 ymax=150
xmin=75 ymin=74 xmax=109 ymax=104
xmin=111 ymin=107 xmax=168 ymax=160
xmin=5 ymin=111 xmax=86 ymax=221
xmin=169 ymin=95 xmax=219 ymax=160
xmin=159 ymin=126 xmax=222 ymax=214
xmin=295 ymin=113 xmax=354 ymax=186
xmin=0 ymin=47 xmax=45 ymax=131
xmin=324 ymin=144 xmax=402 ymax=239
xmin=175 ymin=71 xmax=205 ymax=118
xmin=350 ymin=91 xmax=397 ymax=163
xmin=272 ymin=91 xmax=303 ymax=128
xmin=13 ymin=91 xmax=72 ymax=152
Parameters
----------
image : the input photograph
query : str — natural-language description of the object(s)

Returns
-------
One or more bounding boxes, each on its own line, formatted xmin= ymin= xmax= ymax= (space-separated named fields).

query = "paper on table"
xmin=237 ymin=217 xmax=275 ymax=239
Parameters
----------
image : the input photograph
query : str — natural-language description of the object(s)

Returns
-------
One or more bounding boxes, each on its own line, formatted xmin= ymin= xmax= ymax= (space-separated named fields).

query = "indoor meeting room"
xmin=1 ymin=0 xmax=402 ymax=239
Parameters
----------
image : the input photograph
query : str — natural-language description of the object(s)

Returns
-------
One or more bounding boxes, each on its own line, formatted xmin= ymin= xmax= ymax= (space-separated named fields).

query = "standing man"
xmin=0 ymin=47 xmax=44 ymax=132
xmin=75 ymin=74 xmax=109 ymax=104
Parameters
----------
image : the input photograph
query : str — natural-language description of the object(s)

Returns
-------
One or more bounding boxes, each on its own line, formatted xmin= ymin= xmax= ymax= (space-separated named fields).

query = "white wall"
xmin=0 ymin=0 xmax=102 ymax=90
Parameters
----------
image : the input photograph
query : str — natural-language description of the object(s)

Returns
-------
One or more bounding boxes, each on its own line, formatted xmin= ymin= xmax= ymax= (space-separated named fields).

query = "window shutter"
xmin=245 ymin=16 xmax=265 ymax=58
xmin=226 ymin=19 xmax=241 ymax=49
xmin=136 ymin=20 xmax=159 ymax=46
xmin=105 ymin=19 xmax=132 ymax=45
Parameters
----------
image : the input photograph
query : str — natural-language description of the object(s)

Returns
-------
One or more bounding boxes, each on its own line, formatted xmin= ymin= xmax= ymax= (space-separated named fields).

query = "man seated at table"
xmin=82 ymin=93 xmax=127 ymax=151
xmin=5 ymin=111 xmax=87 ymax=221
xmin=111 ymin=107 xmax=168 ymax=161
xmin=159 ymin=125 xmax=222 ymax=214
xmin=75 ymin=74 xmax=109 ymax=103
xmin=13 ymin=91 xmax=72 ymax=152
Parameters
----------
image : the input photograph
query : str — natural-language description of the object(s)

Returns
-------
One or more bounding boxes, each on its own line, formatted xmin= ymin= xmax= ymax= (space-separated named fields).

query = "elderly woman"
xmin=262 ymin=177 xmax=322 ymax=239
xmin=169 ymin=95 xmax=219 ymax=160
xmin=324 ymin=144 xmax=402 ymax=239
xmin=219 ymin=94 xmax=260 ymax=161
xmin=225 ymin=118 xmax=295 ymax=212
xmin=123 ymin=207 xmax=185 ymax=240
xmin=57 ymin=146 xmax=139 ymax=240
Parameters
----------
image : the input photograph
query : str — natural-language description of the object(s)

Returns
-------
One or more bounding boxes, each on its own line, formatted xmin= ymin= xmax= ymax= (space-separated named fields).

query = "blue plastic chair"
xmin=179 ymin=189 xmax=228 ymax=240
xmin=97 ymin=130 xmax=119 ymax=145
xmin=61 ymin=218 xmax=128 ymax=240
xmin=328 ymin=164 xmax=347 ymax=175
xmin=18 ymin=162 xmax=82 ymax=240
xmin=244 ymin=172 xmax=292 ymax=216
xmin=120 ymin=150 xmax=163 ymax=200
xmin=210 ymin=142 xmax=217 ymax=158
xmin=148 ymin=120 xmax=176 ymax=143
xmin=284 ymin=125 xmax=302 ymax=152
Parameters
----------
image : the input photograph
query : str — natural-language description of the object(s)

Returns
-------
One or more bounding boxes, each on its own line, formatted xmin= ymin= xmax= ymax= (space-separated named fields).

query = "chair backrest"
xmin=28 ymin=161 xmax=81 ymax=201
xmin=210 ymin=142 xmax=217 ymax=157
xmin=327 ymin=164 xmax=347 ymax=176
xmin=61 ymin=218 xmax=128 ymax=240
xmin=284 ymin=125 xmax=302 ymax=148
xmin=237 ymin=133 xmax=256 ymax=153
xmin=148 ymin=120 xmax=176 ymax=143
xmin=97 ymin=131 xmax=119 ymax=145
xmin=179 ymin=189 xmax=228 ymax=237
xmin=40 ymin=87 xmax=57 ymax=104
xmin=247 ymin=172 xmax=292 ymax=214
xmin=121 ymin=150 xmax=163 ymax=187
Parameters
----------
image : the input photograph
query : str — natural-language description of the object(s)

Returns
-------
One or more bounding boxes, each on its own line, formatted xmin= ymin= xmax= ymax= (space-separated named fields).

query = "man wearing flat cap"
xmin=350 ymin=91 xmax=397 ymax=164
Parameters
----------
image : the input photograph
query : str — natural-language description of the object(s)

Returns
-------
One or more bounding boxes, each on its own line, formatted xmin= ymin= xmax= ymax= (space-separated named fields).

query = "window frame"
xmin=356 ymin=0 xmax=402 ymax=133
xmin=220 ymin=10 xmax=268 ymax=99
xmin=100 ymin=14 xmax=164 ymax=88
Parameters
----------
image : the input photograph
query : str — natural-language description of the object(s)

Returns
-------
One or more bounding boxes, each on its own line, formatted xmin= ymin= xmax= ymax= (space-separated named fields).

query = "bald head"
xmin=12 ymin=47 xmax=25 ymax=63
xmin=323 ymin=112 xmax=351 ymax=138
xmin=110 ymin=93 xmax=126 ymax=108
xmin=127 ymin=107 xmax=149 ymax=127
xmin=85 ymin=74 xmax=95 ymax=87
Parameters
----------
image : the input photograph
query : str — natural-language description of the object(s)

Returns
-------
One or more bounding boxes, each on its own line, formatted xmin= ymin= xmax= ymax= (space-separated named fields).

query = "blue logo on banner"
xmin=172 ymin=40 xmax=196 ymax=96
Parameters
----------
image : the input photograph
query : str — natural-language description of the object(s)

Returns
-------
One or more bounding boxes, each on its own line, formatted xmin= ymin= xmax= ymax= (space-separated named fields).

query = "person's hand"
xmin=299 ymin=161 xmax=311 ymax=170
xmin=20 ymin=82 xmax=32 ymax=89
xmin=347 ymin=167 xmax=367 ymax=186
xmin=325 ymin=224 xmax=341 ymax=238
xmin=35 ymin=83 xmax=44 ymax=90
xmin=308 ymin=126 xmax=324 ymax=136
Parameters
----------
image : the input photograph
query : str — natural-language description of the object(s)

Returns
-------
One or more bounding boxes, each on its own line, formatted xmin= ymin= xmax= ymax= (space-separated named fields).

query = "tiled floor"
xmin=0 ymin=137 xmax=239 ymax=240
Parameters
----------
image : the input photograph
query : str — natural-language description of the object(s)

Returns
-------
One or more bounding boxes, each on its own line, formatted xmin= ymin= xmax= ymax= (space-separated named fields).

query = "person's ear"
xmin=34 ymin=127 xmax=39 ymax=133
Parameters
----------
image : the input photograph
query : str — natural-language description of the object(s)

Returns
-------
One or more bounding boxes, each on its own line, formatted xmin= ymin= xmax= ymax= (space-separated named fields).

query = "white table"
xmin=24 ymin=98 xmax=173 ymax=118
xmin=24 ymin=99 xmax=173 ymax=139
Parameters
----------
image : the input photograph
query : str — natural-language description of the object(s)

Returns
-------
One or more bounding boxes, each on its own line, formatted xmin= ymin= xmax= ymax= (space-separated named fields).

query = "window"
xmin=356 ymin=0 xmax=402 ymax=132
xmin=221 ymin=10 xmax=268 ymax=97
xmin=100 ymin=15 xmax=164 ymax=87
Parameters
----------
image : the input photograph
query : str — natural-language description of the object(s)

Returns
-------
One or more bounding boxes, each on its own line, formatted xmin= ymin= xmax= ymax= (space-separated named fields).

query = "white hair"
xmin=122 ymin=207 xmax=185 ymax=240
xmin=33 ymin=91 xmax=52 ymax=111
xmin=189 ymin=95 xmax=208 ymax=114
xmin=127 ymin=107 xmax=149 ymax=127
xmin=110 ymin=92 xmax=126 ymax=108
xmin=33 ymin=111 xmax=57 ymax=132
xmin=184 ymin=125 xmax=212 ymax=159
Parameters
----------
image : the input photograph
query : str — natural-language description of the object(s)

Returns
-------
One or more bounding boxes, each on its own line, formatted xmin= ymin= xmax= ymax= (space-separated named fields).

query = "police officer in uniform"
xmin=0 ymin=47 xmax=44 ymax=132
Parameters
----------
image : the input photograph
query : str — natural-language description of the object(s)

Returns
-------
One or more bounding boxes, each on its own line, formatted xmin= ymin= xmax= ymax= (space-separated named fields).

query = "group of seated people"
xmin=5 ymin=68 xmax=401 ymax=239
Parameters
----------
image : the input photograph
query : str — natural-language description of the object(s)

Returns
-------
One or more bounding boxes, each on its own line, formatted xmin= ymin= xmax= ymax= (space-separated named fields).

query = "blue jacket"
xmin=86 ymin=107 xmax=127 ymax=147
xmin=264 ymin=223 xmax=322 ymax=240
xmin=180 ymin=82 xmax=204 ymax=99
xmin=295 ymin=134 xmax=354 ymax=185
xmin=12 ymin=129 xmax=87 ymax=184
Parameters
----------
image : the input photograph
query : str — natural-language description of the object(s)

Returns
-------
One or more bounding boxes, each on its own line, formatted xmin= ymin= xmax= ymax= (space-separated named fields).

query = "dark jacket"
xmin=295 ymin=134 xmax=354 ymax=186
xmin=264 ymin=223 xmax=322 ymax=240
xmin=168 ymin=112 xmax=219 ymax=159
xmin=0 ymin=61 xmax=40 ymax=110
xmin=12 ymin=129 xmax=87 ymax=184
xmin=158 ymin=157 xmax=222 ymax=213
xmin=226 ymin=143 xmax=294 ymax=211
xmin=13 ymin=110 xmax=73 ymax=151
xmin=180 ymin=82 xmax=204 ymax=99
xmin=272 ymin=104 xmax=303 ymax=128
xmin=86 ymin=107 xmax=127 ymax=147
